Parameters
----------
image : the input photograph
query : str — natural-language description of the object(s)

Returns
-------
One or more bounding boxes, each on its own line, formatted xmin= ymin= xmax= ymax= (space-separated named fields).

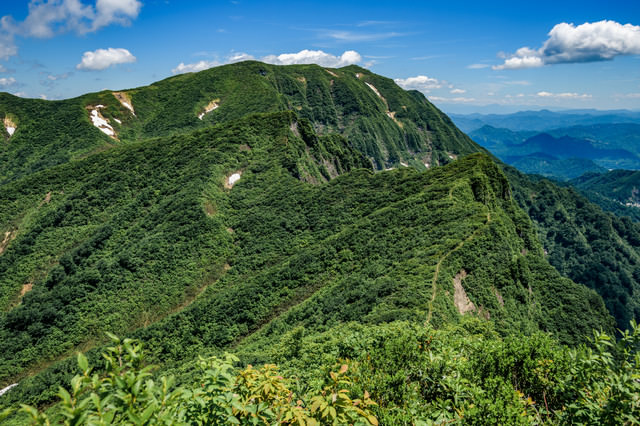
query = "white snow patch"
xmin=198 ymin=100 xmax=219 ymax=120
xmin=229 ymin=173 xmax=241 ymax=185
xmin=6 ymin=126 xmax=15 ymax=136
xmin=122 ymin=102 xmax=134 ymax=113
xmin=385 ymin=167 xmax=394 ymax=171
xmin=89 ymin=106 xmax=115 ymax=137
xmin=424 ymin=163 xmax=430 ymax=169
xmin=226 ymin=171 xmax=242 ymax=188
xmin=365 ymin=82 xmax=382 ymax=98
xmin=448 ymin=154 xmax=454 ymax=159
xmin=0 ymin=383 xmax=17 ymax=397
xmin=114 ymin=118 xmax=122 ymax=124
xmin=400 ymin=162 xmax=408 ymax=167
xmin=355 ymin=73 xmax=362 ymax=78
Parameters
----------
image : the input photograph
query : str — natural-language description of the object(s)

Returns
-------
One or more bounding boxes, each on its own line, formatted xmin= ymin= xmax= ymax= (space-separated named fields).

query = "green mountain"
xmin=507 ymin=168 xmax=640 ymax=329
xmin=568 ymin=169 xmax=640 ymax=221
xmin=0 ymin=62 xmax=637 ymax=423
xmin=469 ymin=125 xmax=640 ymax=179
xmin=571 ymin=169 xmax=640 ymax=206
xmin=0 ymin=61 xmax=478 ymax=186
xmin=504 ymin=154 xmax=606 ymax=180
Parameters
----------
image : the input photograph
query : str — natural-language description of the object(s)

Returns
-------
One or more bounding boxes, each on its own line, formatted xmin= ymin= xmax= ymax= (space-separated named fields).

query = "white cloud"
xmin=0 ymin=0 xmax=141 ymax=60
xmin=91 ymin=0 xmax=142 ymax=31
xmin=394 ymin=75 xmax=443 ymax=92
xmin=493 ymin=47 xmax=544 ymax=70
xmin=172 ymin=59 xmax=220 ymax=74
xmin=172 ymin=49 xmax=363 ymax=74
xmin=450 ymin=88 xmax=466 ymax=94
xmin=494 ymin=20 xmax=640 ymax=70
xmin=16 ymin=0 xmax=142 ymax=37
xmin=76 ymin=47 xmax=136 ymax=70
xmin=0 ymin=28 xmax=17 ymax=60
xmin=46 ymin=72 xmax=72 ymax=80
xmin=536 ymin=91 xmax=592 ymax=99
xmin=261 ymin=49 xmax=361 ymax=67
xmin=0 ymin=77 xmax=17 ymax=86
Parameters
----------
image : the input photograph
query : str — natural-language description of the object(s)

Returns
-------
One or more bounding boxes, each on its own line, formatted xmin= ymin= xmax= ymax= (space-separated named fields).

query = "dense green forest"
xmin=0 ymin=61 xmax=478 ymax=185
xmin=0 ymin=61 xmax=638 ymax=424
xmin=507 ymin=168 xmax=640 ymax=330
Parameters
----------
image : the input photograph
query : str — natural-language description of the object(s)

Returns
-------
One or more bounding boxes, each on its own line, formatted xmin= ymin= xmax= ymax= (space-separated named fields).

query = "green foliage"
xmin=19 ymin=334 xmax=377 ymax=425
xmin=245 ymin=320 xmax=640 ymax=425
xmin=507 ymin=166 xmax=640 ymax=330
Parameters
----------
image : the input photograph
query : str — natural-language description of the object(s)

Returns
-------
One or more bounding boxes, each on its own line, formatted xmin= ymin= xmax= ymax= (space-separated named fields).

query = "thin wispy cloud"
xmin=494 ymin=20 xmax=640 ymax=70
xmin=536 ymin=91 xmax=592 ymax=99
xmin=356 ymin=20 xmax=399 ymax=27
xmin=467 ymin=63 xmax=490 ymax=69
xmin=322 ymin=30 xmax=405 ymax=42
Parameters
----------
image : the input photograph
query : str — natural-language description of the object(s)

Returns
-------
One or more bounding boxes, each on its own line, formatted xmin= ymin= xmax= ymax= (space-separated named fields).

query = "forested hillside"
xmin=507 ymin=168 xmax=640 ymax=329
xmin=0 ymin=62 xmax=637 ymax=424
xmin=0 ymin=61 xmax=478 ymax=185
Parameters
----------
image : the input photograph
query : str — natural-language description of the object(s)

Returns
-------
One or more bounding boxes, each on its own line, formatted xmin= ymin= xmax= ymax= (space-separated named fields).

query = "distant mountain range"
xmin=456 ymin=112 xmax=640 ymax=180
xmin=451 ymin=109 xmax=640 ymax=133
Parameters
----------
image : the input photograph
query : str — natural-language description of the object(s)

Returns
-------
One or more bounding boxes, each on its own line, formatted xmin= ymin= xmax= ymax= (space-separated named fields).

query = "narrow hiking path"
xmin=426 ymin=211 xmax=491 ymax=323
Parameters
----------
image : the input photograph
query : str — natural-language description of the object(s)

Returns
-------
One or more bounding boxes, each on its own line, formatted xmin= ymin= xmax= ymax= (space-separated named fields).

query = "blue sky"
xmin=1 ymin=0 xmax=639 ymax=113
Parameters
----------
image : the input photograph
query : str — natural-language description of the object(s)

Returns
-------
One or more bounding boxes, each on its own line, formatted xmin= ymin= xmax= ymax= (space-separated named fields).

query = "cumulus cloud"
xmin=394 ymin=75 xmax=444 ymax=92
xmin=0 ymin=0 xmax=142 ymax=60
xmin=172 ymin=49 xmax=363 ymax=75
xmin=262 ymin=49 xmax=362 ymax=67
xmin=0 ymin=77 xmax=17 ymax=86
xmin=172 ymin=59 xmax=220 ymax=74
xmin=14 ymin=0 xmax=142 ymax=37
xmin=91 ymin=0 xmax=142 ymax=31
xmin=76 ymin=47 xmax=136 ymax=70
xmin=450 ymin=88 xmax=466 ymax=94
xmin=494 ymin=20 xmax=640 ymax=70
xmin=536 ymin=91 xmax=592 ymax=99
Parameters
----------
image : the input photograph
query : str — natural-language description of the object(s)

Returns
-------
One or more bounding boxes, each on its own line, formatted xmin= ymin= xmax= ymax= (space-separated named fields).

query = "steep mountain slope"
xmin=0 ymin=111 xmax=370 ymax=384
xmin=568 ymin=170 xmax=640 ymax=221
xmin=1 ymin=138 xmax=613 ymax=408
xmin=571 ymin=169 xmax=640 ymax=206
xmin=0 ymin=61 xmax=479 ymax=185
